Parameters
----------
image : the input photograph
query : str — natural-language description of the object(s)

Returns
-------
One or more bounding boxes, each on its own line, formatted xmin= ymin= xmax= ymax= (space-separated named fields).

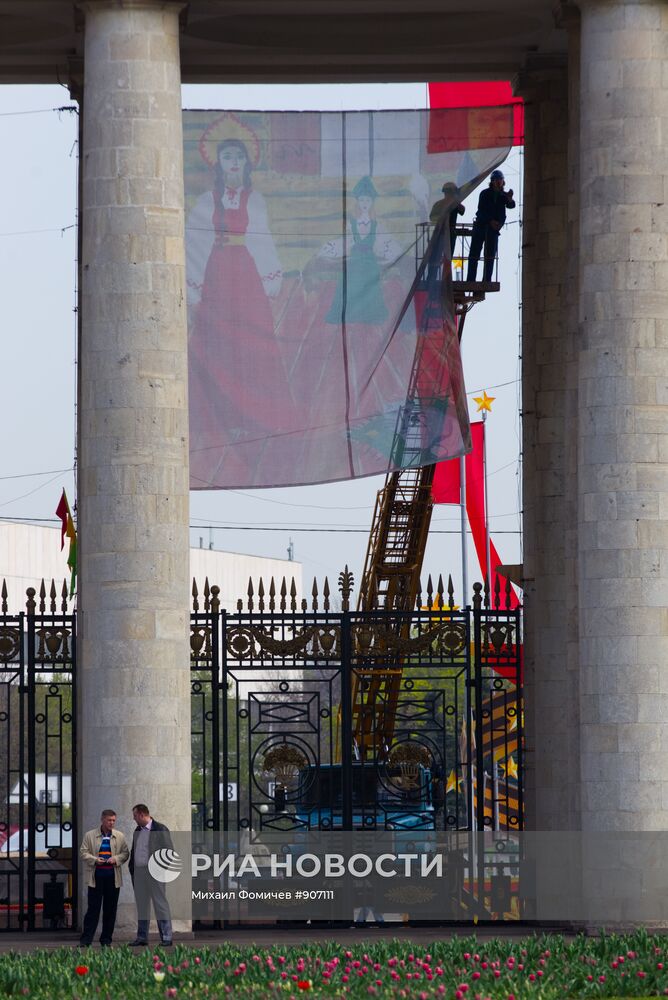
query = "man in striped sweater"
xmin=79 ymin=809 xmax=129 ymax=947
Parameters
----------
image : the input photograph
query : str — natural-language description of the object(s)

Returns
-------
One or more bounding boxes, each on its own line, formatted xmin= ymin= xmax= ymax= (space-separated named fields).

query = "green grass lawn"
xmin=1 ymin=931 xmax=667 ymax=998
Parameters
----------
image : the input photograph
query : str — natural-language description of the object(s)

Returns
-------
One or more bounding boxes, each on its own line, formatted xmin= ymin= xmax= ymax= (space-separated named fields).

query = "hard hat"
xmin=490 ymin=169 xmax=505 ymax=181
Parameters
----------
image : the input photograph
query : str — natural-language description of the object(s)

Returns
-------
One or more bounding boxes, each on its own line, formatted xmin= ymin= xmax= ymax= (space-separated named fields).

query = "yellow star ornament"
xmin=505 ymin=756 xmax=519 ymax=781
xmin=445 ymin=769 xmax=462 ymax=794
xmin=473 ymin=390 xmax=495 ymax=413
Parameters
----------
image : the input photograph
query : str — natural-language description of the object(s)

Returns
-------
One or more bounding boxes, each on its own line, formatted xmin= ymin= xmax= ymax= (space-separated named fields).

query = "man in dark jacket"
xmin=129 ymin=804 xmax=174 ymax=947
xmin=466 ymin=169 xmax=515 ymax=282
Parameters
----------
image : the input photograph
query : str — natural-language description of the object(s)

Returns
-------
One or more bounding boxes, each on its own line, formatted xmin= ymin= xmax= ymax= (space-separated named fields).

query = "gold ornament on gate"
xmin=388 ymin=743 xmax=432 ymax=788
xmin=262 ymin=745 xmax=308 ymax=786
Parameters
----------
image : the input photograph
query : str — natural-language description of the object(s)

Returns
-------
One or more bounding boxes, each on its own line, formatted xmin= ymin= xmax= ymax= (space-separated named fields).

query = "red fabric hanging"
xmin=428 ymin=82 xmax=524 ymax=147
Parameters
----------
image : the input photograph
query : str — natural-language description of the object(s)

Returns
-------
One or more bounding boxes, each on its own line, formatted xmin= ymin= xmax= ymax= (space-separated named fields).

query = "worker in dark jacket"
xmin=128 ymin=804 xmax=174 ymax=947
xmin=466 ymin=169 xmax=515 ymax=282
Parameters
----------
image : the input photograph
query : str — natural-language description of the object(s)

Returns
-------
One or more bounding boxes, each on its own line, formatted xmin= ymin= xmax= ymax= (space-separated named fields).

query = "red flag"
xmin=55 ymin=489 xmax=77 ymax=597
xmin=431 ymin=449 xmax=461 ymax=504
xmin=428 ymin=81 xmax=524 ymax=147
xmin=55 ymin=489 xmax=68 ymax=551
xmin=432 ymin=422 xmax=520 ymax=610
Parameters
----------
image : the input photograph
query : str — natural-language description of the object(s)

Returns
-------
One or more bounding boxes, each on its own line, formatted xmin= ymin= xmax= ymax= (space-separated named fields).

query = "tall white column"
xmin=519 ymin=55 xmax=579 ymax=831
xmin=578 ymin=0 xmax=668 ymax=831
xmin=78 ymin=0 xmax=190 ymax=930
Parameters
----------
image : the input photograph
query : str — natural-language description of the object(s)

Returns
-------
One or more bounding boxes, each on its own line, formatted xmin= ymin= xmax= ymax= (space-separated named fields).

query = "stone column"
xmin=578 ymin=0 xmax=668 ymax=832
xmin=78 ymin=0 xmax=190 ymax=931
xmin=519 ymin=52 xmax=580 ymax=831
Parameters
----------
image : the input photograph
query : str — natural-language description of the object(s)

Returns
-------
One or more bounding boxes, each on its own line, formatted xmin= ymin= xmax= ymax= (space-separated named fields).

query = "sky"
xmin=0 ymin=82 xmax=522 ymax=607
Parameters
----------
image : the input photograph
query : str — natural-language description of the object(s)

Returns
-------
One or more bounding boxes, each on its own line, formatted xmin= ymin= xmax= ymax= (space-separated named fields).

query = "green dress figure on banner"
xmin=324 ymin=176 xmax=388 ymax=325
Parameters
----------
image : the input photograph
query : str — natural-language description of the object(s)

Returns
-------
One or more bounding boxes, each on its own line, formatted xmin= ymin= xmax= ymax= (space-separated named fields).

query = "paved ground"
xmin=0 ymin=924 xmax=574 ymax=952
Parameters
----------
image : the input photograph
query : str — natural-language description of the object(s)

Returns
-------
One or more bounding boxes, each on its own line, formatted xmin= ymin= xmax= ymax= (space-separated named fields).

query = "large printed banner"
xmin=184 ymin=108 xmax=512 ymax=489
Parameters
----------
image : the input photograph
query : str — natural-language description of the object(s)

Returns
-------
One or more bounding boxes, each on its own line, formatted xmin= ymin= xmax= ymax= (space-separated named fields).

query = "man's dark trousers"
xmin=80 ymin=873 xmax=119 ymax=945
xmin=466 ymin=223 xmax=499 ymax=282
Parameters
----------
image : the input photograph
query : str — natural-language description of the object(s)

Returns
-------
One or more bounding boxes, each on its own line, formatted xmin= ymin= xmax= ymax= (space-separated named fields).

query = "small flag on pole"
xmin=55 ymin=489 xmax=77 ymax=597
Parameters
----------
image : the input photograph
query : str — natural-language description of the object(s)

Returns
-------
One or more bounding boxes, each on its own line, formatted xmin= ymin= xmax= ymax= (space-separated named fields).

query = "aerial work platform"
xmin=350 ymin=219 xmax=503 ymax=758
xmin=415 ymin=220 xmax=500 ymax=330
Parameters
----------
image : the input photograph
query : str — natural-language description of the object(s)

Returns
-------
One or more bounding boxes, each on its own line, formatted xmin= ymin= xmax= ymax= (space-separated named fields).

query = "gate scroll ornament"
xmin=226 ymin=625 xmax=340 ymax=660
xmin=353 ymin=620 xmax=467 ymax=657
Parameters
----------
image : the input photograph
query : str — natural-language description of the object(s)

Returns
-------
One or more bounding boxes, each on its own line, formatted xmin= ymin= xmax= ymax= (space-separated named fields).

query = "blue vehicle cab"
xmin=293 ymin=762 xmax=434 ymax=831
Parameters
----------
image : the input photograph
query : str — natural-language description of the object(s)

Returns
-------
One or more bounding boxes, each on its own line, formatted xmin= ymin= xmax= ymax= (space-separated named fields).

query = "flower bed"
xmin=0 ymin=931 xmax=667 ymax=998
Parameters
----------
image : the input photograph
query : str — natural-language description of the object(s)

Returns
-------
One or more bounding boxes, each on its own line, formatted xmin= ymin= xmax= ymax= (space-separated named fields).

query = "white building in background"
xmin=0 ymin=522 xmax=301 ymax=613
xmin=9 ymin=774 xmax=73 ymax=807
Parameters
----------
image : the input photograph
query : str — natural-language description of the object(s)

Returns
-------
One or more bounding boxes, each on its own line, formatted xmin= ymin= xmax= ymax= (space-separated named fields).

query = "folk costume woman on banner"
xmin=186 ymin=116 xmax=297 ymax=487
xmin=292 ymin=176 xmax=413 ymax=440
xmin=322 ymin=175 xmax=390 ymax=327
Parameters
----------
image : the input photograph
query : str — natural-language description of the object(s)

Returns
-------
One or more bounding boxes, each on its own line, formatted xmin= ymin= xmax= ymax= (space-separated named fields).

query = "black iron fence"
xmin=0 ymin=570 xmax=522 ymax=930
xmin=0 ymin=582 xmax=76 ymax=932
xmin=191 ymin=571 xmax=523 ymax=920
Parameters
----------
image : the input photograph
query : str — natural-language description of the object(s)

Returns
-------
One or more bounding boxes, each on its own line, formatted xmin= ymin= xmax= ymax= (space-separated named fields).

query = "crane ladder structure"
xmin=350 ymin=221 xmax=500 ymax=759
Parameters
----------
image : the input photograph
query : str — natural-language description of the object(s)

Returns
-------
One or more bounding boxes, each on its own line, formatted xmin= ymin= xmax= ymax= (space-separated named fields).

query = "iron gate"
xmin=0 ymin=570 xmax=521 ymax=930
xmin=0 ymin=583 xmax=76 ymax=931
xmin=190 ymin=571 xmax=523 ymax=919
